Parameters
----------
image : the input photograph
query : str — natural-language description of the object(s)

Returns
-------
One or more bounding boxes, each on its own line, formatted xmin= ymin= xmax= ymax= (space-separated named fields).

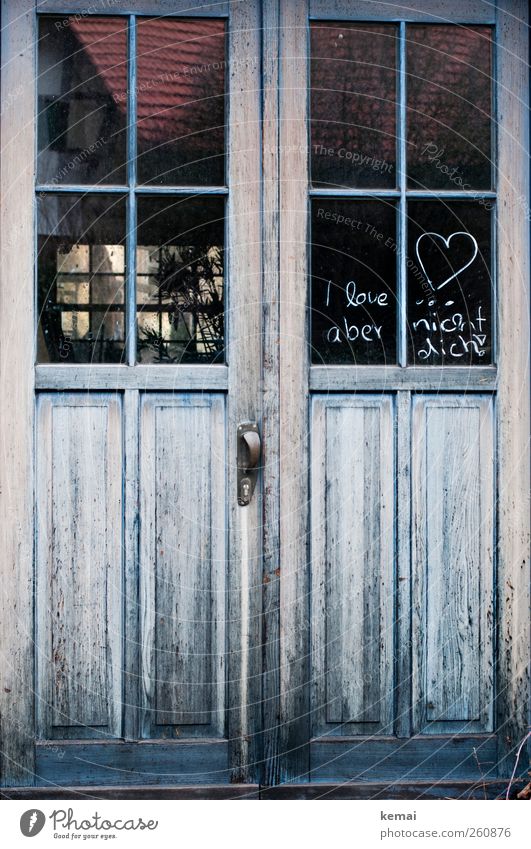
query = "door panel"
xmin=139 ymin=394 xmax=226 ymax=738
xmin=311 ymin=396 xmax=394 ymax=736
xmin=36 ymin=394 xmax=123 ymax=740
xmin=35 ymin=740 xmax=230 ymax=787
xmin=310 ymin=735 xmax=498 ymax=783
xmin=412 ymin=396 xmax=494 ymax=734
xmin=274 ymin=0 xmax=529 ymax=789
xmin=0 ymin=0 xmax=262 ymax=788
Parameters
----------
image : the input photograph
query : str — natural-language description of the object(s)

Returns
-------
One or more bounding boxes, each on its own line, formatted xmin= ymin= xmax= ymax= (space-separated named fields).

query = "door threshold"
xmin=1 ymin=780 xmax=524 ymax=800
xmin=259 ymin=780 xmax=519 ymax=800
xmin=0 ymin=784 xmax=260 ymax=800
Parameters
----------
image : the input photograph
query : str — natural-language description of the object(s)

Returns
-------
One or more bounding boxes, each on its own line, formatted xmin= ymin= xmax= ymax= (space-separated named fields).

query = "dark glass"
xmin=407 ymin=26 xmax=493 ymax=190
xmin=311 ymin=22 xmax=397 ymax=189
xmin=407 ymin=201 xmax=492 ymax=365
xmin=137 ymin=18 xmax=226 ymax=185
xmin=38 ymin=194 xmax=126 ymax=363
xmin=136 ymin=196 xmax=225 ymax=363
xmin=38 ymin=17 xmax=127 ymax=185
xmin=311 ymin=200 xmax=397 ymax=364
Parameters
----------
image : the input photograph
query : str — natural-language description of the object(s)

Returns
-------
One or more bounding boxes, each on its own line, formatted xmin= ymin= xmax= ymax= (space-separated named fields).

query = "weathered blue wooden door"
xmin=0 ymin=0 xmax=529 ymax=797
xmin=261 ymin=0 xmax=530 ymax=795
xmin=0 ymin=0 xmax=263 ymax=790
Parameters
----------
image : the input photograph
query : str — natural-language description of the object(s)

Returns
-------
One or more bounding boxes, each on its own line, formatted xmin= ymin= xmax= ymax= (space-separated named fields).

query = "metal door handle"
xmin=242 ymin=430 xmax=260 ymax=470
xmin=237 ymin=423 xmax=261 ymax=506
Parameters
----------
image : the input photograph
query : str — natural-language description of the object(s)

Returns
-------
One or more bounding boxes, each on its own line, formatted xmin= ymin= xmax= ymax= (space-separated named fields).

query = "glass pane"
xmin=407 ymin=200 xmax=493 ymax=365
xmin=311 ymin=200 xmax=397 ymax=364
xmin=137 ymin=18 xmax=226 ymax=186
xmin=407 ymin=26 xmax=493 ymax=190
xmin=38 ymin=194 xmax=126 ymax=363
xmin=38 ymin=16 xmax=127 ymax=185
xmin=136 ymin=196 xmax=225 ymax=363
xmin=311 ymin=23 xmax=397 ymax=189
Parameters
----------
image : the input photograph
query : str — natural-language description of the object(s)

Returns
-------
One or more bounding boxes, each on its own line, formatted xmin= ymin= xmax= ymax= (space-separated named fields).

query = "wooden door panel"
xmin=139 ymin=394 xmax=226 ymax=739
xmin=34 ymin=740 xmax=230 ymax=787
xmin=273 ymin=0 xmax=529 ymax=787
xmin=310 ymin=734 xmax=497 ymax=783
xmin=36 ymin=394 xmax=123 ymax=740
xmin=412 ymin=395 xmax=494 ymax=734
xmin=311 ymin=395 xmax=394 ymax=736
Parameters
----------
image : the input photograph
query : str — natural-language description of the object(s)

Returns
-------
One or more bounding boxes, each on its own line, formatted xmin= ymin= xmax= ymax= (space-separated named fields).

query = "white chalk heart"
xmin=415 ymin=231 xmax=478 ymax=292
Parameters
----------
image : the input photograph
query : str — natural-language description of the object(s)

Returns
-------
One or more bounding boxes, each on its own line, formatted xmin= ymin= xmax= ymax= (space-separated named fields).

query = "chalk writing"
xmin=411 ymin=230 xmax=488 ymax=360
xmin=407 ymin=202 xmax=492 ymax=366
xmin=415 ymin=231 xmax=479 ymax=291
xmin=311 ymin=200 xmax=397 ymax=364
xmin=413 ymin=304 xmax=487 ymax=360
xmin=324 ymin=279 xmax=389 ymax=347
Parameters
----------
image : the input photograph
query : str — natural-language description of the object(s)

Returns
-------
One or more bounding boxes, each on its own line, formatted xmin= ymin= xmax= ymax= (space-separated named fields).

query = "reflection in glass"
xmin=137 ymin=18 xmax=226 ymax=185
xmin=311 ymin=23 xmax=397 ymax=189
xmin=38 ymin=194 xmax=126 ymax=363
xmin=407 ymin=201 xmax=492 ymax=365
xmin=311 ymin=200 xmax=397 ymax=364
xmin=136 ymin=196 xmax=225 ymax=363
xmin=407 ymin=26 xmax=493 ymax=190
xmin=38 ymin=17 xmax=127 ymax=185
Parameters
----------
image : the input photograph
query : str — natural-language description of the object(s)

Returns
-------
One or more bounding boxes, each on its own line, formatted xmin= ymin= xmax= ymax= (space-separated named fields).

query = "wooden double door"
xmin=0 ymin=0 xmax=529 ymax=795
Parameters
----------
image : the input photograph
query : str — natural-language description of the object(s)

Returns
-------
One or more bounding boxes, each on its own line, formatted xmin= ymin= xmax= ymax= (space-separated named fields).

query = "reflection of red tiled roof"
xmin=69 ymin=18 xmax=490 ymax=179
xmin=69 ymin=17 xmax=128 ymax=108
xmin=311 ymin=22 xmax=397 ymax=162
xmin=311 ymin=22 xmax=492 ymax=181
xmin=406 ymin=24 xmax=492 ymax=171
xmin=70 ymin=17 xmax=225 ymax=146
xmin=136 ymin=18 xmax=225 ymax=147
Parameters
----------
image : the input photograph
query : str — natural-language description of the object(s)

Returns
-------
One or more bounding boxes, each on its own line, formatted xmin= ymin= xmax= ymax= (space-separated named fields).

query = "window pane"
xmin=311 ymin=200 xmax=397 ymax=364
xmin=38 ymin=16 xmax=127 ymax=185
xmin=38 ymin=194 xmax=126 ymax=363
xmin=407 ymin=26 xmax=493 ymax=190
xmin=137 ymin=18 xmax=226 ymax=186
xmin=407 ymin=200 xmax=493 ymax=365
xmin=136 ymin=196 xmax=225 ymax=363
xmin=311 ymin=22 xmax=397 ymax=189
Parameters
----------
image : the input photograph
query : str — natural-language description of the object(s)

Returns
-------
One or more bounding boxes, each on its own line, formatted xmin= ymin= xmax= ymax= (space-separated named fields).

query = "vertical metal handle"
xmin=242 ymin=430 xmax=260 ymax=469
xmin=237 ymin=423 xmax=261 ymax=505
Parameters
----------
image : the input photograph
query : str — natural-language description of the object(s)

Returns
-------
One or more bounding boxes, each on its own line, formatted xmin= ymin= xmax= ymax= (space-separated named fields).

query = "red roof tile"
xmin=70 ymin=17 xmax=225 ymax=148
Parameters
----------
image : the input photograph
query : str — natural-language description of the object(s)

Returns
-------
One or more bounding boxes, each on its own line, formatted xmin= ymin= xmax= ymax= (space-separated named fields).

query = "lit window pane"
xmin=136 ymin=196 xmax=225 ymax=363
xmin=37 ymin=194 xmax=126 ymax=363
